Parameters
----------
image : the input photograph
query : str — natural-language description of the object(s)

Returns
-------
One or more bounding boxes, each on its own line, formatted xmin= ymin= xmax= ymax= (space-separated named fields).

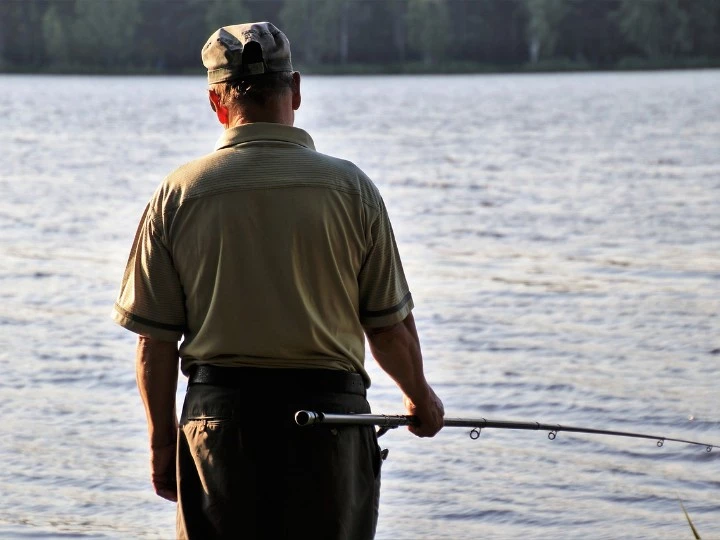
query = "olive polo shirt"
xmin=112 ymin=122 xmax=413 ymax=385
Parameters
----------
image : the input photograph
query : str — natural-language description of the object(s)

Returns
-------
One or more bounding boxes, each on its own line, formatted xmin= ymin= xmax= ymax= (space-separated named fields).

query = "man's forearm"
xmin=136 ymin=335 xmax=180 ymax=448
xmin=365 ymin=313 xmax=430 ymax=403
xmin=366 ymin=312 xmax=444 ymax=437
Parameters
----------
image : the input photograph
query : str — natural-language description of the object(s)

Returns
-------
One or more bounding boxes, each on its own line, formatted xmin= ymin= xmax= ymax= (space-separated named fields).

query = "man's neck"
xmin=228 ymin=103 xmax=294 ymax=128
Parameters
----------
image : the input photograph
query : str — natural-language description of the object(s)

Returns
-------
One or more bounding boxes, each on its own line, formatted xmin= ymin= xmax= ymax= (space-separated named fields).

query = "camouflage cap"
xmin=201 ymin=22 xmax=293 ymax=84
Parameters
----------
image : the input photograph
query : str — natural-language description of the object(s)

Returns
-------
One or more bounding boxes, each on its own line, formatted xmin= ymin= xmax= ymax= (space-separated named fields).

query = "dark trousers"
xmin=176 ymin=368 xmax=382 ymax=540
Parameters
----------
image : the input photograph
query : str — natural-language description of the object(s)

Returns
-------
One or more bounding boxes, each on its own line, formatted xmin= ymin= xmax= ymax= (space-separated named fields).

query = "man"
xmin=112 ymin=22 xmax=443 ymax=539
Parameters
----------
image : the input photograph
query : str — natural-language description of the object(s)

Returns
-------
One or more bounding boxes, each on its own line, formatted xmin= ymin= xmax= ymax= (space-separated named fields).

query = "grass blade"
xmin=678 ymin=497 xmax=701 ymax=540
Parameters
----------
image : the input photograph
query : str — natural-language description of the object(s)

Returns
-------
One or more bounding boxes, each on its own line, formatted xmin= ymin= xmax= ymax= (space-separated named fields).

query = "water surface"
xmin=1 ymin=70 xmax=719 ymax=539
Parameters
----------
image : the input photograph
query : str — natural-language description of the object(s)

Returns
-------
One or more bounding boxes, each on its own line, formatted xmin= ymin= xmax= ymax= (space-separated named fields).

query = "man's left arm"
xmin=136 ymin=335 xmax=179 ymax=502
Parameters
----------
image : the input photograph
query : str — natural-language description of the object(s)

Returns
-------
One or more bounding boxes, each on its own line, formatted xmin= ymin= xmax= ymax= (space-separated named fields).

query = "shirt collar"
xmin=214 ymin=122 xmax=316 ymax=152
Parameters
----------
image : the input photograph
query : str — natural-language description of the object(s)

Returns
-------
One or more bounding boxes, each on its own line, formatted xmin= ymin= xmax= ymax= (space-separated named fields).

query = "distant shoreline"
xmin=2 ymin=57 xmax=719 ymax=77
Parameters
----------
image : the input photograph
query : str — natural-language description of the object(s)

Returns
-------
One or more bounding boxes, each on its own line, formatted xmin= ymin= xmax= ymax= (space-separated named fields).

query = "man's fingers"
xmin=409 ymin=425 xmax=432 ymax=437
xmin=408 ymin=416 xmax=443 ymax=437
xmin=155 ymin=487 xmax=178 ymax=502
xmin=153 ymin=477 xmax=177 ymax=502
xmin=408 ymin=425 xmax=440 ymax=438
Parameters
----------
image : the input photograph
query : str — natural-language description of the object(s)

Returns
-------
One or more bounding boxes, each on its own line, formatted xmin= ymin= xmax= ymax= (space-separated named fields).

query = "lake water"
xmin=1 ymin=70 xmax=719 ymax=539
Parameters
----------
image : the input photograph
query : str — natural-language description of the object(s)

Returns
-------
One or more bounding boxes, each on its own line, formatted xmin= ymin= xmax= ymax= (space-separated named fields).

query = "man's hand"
xmin=150 ymin=442 xmax=178 ymax=502
xmin=404 ymin=386 xmax=444 ymax=437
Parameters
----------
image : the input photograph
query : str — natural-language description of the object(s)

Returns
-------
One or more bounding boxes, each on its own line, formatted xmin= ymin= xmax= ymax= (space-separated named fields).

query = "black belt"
xmin=188 ymin=365 xmax=366 ymax=397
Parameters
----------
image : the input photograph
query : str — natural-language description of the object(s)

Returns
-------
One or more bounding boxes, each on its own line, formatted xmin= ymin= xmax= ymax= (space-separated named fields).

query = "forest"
xmin=1 ymin=0 xmax=719 ymax=74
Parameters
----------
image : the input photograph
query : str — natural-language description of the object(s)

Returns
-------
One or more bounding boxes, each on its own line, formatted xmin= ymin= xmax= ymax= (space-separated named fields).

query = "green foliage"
xmin=614 ymin=0 xmax=691 ymax=59
xmin=133 ymin=0 xmax=210 ymax=71
xmin=4 ymin=0 xmax=720 ymax=74
xmin=280 ymin=0 xmax=351 ymax=64
xmin=445 ymin=1 xmax=526 ymax=65
xmin=685 ymin=0 xmax=720 ymax=57
xmin=42 ymin=5 xmax=71 ymax=66
xmin=205 ymin=0 xmax=251 ymax=35
xmin=526 ymin=0 xmax=569 ymax=63
xmin=558 ymin=1 xmax=626 ymax=67
xmin=1 ymin=1 xmax=46 ymax=68
xmin=279 ymin=0 xmax=313 ymax=63
xmin=406 ymin=0 xmax=451 ymax=65
xmin=72 ymin=0 xmax=142 ymax=67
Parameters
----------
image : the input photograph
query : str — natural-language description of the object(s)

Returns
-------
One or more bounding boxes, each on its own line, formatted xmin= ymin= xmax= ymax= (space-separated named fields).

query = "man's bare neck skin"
xmin=228 ymin=93 xmax=295 ymax=127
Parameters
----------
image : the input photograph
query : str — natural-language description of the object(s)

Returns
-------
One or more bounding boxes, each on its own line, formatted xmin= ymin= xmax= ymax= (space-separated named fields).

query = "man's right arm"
xmin=136 ymin=335 xmax=179 ymax=502
xmin=365 ymin=312 xmax=444 ymax=437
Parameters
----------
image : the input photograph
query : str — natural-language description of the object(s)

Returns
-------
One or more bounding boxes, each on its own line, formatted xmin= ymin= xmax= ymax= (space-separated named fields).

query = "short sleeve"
xmin=111 ymin=205 xmax=186 ymax=342
xmin=358 ymin=199 xmax=414 ymax=328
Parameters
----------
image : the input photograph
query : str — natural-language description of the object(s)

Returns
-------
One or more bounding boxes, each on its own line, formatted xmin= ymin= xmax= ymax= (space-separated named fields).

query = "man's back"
xmin=114 ymin=122 xmax=412 ymax=384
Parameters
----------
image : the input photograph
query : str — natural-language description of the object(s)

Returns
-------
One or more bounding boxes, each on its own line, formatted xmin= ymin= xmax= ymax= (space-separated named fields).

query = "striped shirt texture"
xmin=112 ymin=122 xmax=413 ymax=385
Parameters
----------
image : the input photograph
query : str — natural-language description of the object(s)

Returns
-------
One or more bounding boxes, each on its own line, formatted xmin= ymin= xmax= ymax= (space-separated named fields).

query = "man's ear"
xmin=291 ymin=72 xmax=301 ymax=111
xmin=208 ymin=89 xmax=229 ymax=126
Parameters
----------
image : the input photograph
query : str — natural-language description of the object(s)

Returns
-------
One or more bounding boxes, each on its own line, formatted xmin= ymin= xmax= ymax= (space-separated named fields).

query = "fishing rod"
xmin=294 ymin=411 xmax=717 ymax=451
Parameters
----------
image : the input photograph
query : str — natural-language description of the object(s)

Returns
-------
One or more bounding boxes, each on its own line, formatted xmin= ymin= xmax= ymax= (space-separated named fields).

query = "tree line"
xmin=1 ymin=0 xmax=718 ymax=74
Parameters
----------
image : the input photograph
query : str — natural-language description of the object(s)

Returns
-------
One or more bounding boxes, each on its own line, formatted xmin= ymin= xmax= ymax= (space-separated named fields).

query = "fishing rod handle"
xmin=295 ymin=410 xmax=416 ymax=427
xmin=294 ymin=410 xmax=322 ymax=426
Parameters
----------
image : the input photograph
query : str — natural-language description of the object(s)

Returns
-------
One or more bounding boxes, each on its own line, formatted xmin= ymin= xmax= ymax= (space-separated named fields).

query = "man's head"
xmin=202 ymin=22 xmax=300 ymax=127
